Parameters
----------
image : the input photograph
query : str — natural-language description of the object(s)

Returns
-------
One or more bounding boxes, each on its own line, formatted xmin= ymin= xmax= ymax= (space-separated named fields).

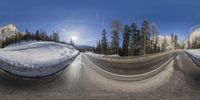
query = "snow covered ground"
xmin=0 ymin=41 xmax=79 ymax=77
xmin=85 ymin=52 xmax=120 ymax=58
xmin=187 ymin=49 xmax=200 ymax=60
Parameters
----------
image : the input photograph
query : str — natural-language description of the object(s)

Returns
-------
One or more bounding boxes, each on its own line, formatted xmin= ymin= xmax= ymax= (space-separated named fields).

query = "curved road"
xmin=0 ymin=51 xmax=199 ymax=99
xmin=84 ymin=52 xmax=176 ymax=75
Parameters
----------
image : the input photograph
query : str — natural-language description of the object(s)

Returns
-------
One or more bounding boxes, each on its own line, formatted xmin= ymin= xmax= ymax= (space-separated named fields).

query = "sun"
xmin=71 ymin=36 xmax=78 ymax=42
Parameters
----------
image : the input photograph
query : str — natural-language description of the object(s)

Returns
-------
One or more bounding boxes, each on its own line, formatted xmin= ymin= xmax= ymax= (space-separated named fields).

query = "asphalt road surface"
xmin=84 ymin=52 xmax=176 ymax=75
xmin=0 ymin=51 xmax=199 ymax=100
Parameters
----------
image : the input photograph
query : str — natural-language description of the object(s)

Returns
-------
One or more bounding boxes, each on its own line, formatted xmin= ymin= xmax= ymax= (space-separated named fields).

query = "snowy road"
xmin=0 ymin=51 xmax=199 ymax=99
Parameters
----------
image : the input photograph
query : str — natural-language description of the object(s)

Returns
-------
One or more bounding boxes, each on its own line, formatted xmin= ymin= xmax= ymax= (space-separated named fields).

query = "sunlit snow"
xmin=0 ymin=41 xmax=79 ymax=77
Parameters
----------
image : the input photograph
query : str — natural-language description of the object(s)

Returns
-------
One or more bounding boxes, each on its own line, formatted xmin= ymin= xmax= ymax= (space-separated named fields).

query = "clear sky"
xmin=1 ymin=0 xmax=200 ymax=45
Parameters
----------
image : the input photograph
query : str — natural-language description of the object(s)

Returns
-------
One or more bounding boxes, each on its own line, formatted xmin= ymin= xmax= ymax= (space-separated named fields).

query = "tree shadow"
xmin=0 ymin=69 xmax=67 ymax=90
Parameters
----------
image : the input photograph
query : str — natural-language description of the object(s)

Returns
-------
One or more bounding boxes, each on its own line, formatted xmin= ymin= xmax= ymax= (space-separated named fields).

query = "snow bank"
xmin=0 ymin=41 xmax=79 ymax=77
xmin=187 ymin=49 xmax=200 ymax=59
xmin=85 ymin=52 xmax=120 ymax=58
xmin=5 ymin=40 xmax=37 ymax=48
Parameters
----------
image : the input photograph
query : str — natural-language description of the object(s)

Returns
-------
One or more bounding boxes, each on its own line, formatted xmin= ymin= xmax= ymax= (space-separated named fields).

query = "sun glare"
xmin=71 ymin=36 xmax=78 ymax=42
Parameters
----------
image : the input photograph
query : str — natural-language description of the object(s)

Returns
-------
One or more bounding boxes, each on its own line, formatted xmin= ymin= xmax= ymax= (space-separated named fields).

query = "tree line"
xmin=187 ymin=36 xmax=200 ymax=49
xmin=0 ymin=29 xmax=60 ymax=48
xmin=94 ymin=20 xmax=179 ymax=56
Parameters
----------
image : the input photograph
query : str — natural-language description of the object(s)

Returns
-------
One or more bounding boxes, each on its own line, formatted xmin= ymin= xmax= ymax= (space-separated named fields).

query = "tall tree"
xmin=96 ymin=41 xmax=101 ymax=54
xmin=129 ymin=22 xmax=137 ymax=56
xmin=197 ymin=37 xmax=200 ymax=48
xmin=25 ymin=28 xmax=31 ymax=41
xmin=111 ymin=20 xmax=122 ymax=54
xmin=70 ymin=38 xmax=74 ymax=45
xmin=171 ymin=34 xmax=174 ymax=45
xmin=134 ymin=30 xmax=141 ymax=55
xmin=174 ymin=34 xmax=178 ymax=49
xmin=162 ymin=37 xmax=167 ymax=52
xmin=141 ymin=20 xmax=150 ymax=55
xmin=149 ymin=23 xmax=158 ymax=53
xmin=35 ymin=30 xmax=40 ymax=41
xmin=101 ymin=29 xmax=108 ymax=54
xmin=122 ymin=25 xmax=130 ymax=56
xmin=52 ymin=32 xmax=60 ymax=42
xmin=187 ymin=38 xmax=190 ymax=49
xmin=107 ymin=43 xmax=112 ymax=55
xmin=191 ymin=36 xmax=198 ymax=49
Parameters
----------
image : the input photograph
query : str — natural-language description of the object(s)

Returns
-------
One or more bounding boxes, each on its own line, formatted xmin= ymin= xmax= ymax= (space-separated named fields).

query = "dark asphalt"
xmin=175 ymin=51 xmax=200 ymax=81
xmin=85 ymin=52 xmax=176 ymax=75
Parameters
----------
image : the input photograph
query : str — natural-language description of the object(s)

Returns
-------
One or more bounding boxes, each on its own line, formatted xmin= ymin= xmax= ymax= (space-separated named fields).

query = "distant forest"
xmin=187 ymin=36 xmax=200 ymax=49
xmin=0 ymin=29 xmax=60 ymax=48
xmin=94 ymin=20 xmax=180 ymax=56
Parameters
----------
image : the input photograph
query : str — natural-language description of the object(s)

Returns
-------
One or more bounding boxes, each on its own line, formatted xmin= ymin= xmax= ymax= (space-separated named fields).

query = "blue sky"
xmin=1 ymin=0 xmax=200 ymax=45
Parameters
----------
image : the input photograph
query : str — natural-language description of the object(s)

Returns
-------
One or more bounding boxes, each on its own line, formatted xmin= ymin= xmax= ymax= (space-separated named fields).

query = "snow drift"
xmin=0 ymin=41 xmax=79 ymax=77
xmin=187 ymin=49 xmax=200 ymax=59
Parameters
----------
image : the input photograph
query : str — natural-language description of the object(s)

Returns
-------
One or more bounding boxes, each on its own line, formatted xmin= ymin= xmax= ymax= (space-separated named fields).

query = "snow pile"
xmin=85 ymin=52 xmax=120 ymax=58
xmin=0 ymin=41 xmax=79 ymax=77
xmin=5 ymin=40 xmax=37 ymax=48
xmin=85 ymin=52 xmax=105 ymax=58
xmin=187 ymin=49 xmax=200 ymax=59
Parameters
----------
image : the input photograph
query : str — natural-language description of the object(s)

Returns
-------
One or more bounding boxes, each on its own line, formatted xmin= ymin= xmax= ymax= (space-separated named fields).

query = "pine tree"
xmin=187 ymin=38 xmax=190 ymax=49
xmin=35 ymin=30 xmax=40 ymax=41
xmin=162 ymin=37 xmax=167 ymax=52
xmin=154 ymin=36 xmax=158 ymax=52
xmin=101 ymin=29 xmax=107 ymax=54
xmin=135 ymin=30 xmax=141 ymax=55
xmin=171 ymin=34 xmax=174 ymax=45
xmin=174 ymin=35 xmax=178 ymax=49
xmin=129 ymin=22 xmax=137 ymax=56
xmin=25 ymin=28 xmax=31 ymax=41
xmin=50 ymin=35 xmax=53 ymax=41
xmin=122 ymin=25 xmax=130 ymax=56
xmin=96 ymin=41 xmax=101 ymax=54
xmin=150 ymin=23 xmax=158 ymax=53
xmin=111 ymin=20 xmax=121 ymax=54
xmin=107 ymin=43 xmax=112 ymax=55
xmin=70 ymin=38 xmax=74 ymax=45
xmin=52 ymin=32 xmax=60 ymax=42
xmin=197 ymin=37 xmax=200 ymax=48
xmin=191 ymin=36 xmax=198 ymax=49
xmin=141 ymin=20 xmax=150 ymax=55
